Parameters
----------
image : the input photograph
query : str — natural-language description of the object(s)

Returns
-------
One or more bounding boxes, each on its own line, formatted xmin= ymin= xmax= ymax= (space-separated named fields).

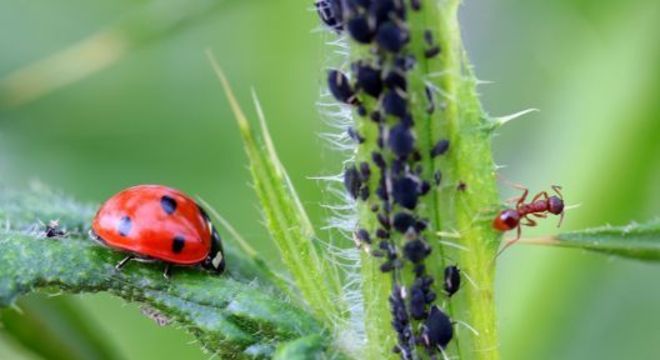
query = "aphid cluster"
xmin=317 ymin=1 xmax=457 ymax=358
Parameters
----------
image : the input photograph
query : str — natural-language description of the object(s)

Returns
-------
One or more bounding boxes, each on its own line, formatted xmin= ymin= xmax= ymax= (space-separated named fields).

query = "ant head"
xmin=493 ymin=209 xmax=520 ymax=231
xmin=548 ymin=195 xmax=564 ymax=215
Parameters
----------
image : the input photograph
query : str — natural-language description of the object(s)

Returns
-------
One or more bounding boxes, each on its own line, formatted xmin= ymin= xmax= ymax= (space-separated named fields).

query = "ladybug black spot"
xmin=117 ymin=216 xmax=132 ymax=237
xmin=160 ymin=195 xmax=177 ymax=215
xmin=172 ymin=235 xmax=186 ymax=253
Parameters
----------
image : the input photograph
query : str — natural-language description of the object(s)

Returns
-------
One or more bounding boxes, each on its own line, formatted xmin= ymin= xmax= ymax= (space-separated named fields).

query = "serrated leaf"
xmin=0 ymin=185 xmax=329 ymax=359
xmin=525 ymin=220 xmax=660 ymax=261
xmin=206 ymin=51 xmax=346 ymax=327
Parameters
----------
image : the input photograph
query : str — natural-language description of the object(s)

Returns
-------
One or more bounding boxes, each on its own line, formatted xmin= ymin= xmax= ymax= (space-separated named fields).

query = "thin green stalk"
xmin=432 ymin=2 xmax=500 ymax=358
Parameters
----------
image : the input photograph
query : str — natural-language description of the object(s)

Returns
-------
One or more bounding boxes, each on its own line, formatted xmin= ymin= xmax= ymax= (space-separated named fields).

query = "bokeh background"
xmin=1 ymin=0 xmax=659 ymax=359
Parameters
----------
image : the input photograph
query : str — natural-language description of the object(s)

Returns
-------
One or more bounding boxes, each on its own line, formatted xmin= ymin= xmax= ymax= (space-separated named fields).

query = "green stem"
xmin=432 ymin=2 xmax=500 ymax=358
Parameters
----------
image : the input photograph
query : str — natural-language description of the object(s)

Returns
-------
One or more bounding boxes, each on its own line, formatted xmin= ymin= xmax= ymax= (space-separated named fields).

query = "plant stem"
xmin=431 ymin=2 xmax=500 ymax=358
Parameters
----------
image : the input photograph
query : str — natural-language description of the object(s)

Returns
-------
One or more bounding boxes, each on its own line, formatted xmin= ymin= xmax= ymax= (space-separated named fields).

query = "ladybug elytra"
xmin=91 ymin=185 xmax=225 ymax=278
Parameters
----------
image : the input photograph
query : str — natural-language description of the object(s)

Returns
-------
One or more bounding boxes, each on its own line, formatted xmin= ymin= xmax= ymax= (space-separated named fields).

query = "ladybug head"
xmin=203 ymin=226 xmax=225 ymax=274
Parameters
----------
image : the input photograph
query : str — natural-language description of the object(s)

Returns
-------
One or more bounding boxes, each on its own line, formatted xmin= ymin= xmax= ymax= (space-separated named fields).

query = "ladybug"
xmin=90 ymin=185 xmax=225 ymax=278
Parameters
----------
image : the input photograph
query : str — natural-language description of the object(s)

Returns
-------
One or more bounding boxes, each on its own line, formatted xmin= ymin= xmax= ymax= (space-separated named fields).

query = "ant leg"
xmin=522 ymin=216 xmax=537 ymax=227
xmin=163 ymin=264 xmax=172 ymax=280
xmin=532 ymin=212 xmax=547 ymax=218
xmin=552 ymin=185 xmax=564 ymax=199
xmin=516 ymin=187 xmax=529 ymax=208
xmin=115 ymin=255 xmax=133 ymax=270
xmin=557 ymin=211 xmax=566 ymax=228
xmin=494 ymin=226 xmax=522 ymax=259
xmin=531 ymin=191 xmax=549 ymax=202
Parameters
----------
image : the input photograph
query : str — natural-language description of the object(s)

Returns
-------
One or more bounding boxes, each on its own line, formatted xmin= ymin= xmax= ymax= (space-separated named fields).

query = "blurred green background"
xmin=1 ymin=0 xmax=659 ymax=359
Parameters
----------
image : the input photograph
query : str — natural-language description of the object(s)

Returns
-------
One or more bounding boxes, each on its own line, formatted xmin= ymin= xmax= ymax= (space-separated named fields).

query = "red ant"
xmin=493 ymin=185 xmax=565 ymax=256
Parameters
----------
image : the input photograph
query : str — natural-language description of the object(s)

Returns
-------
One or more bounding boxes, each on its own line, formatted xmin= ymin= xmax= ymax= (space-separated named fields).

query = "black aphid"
xmin=425 ymin=85 xmax=435 ymax=114
xmin=357 ymin=105 xmax=368 ymax=116
xmin=415 ymin=219 xmax=428 ymax=232
xmin=359 ymin=161 xmax=371 ymax=181
xmin=370 ymin=0 xmax=406 ymax=24
xmin=382 ymin=89 xmax=408 ymax=118
xmin=403 ymin=239 xmax=431 ymax=263
xmin=395 ymin=55 xmax=416 ymax=71
xmin=370 ymin=111 xmax=383 ymax=123
xmin=315 ymin=0 xmax=344 ymax=32
xmin=425 ymin=46 xmax=441 ymax=58
xmin=410 ymin=0 xmax=421 ymax=11
xmin=355 ymin=228 xmax=371 ymax=245
xmin=355 ymin=63 xmax=383 ymax=98
xmin=457 ymin=181 xmax=467 ymax=192
xmin=431 ymin=139 xmax=450 ymax=158
xmin=376 ymin=228 xmax=390 ymax=239
xmin=388 ymin=123 xmax=415 ymax=158
xmin=343 ymin=165 xmax=362 ymax=199
xmin=410 ymin=285 xmax=427 ymax=320
xmin=347 ymin=15 xmax=376 ymax=44
xmin=44 ymin=221 xmax=65 ymax=238
xmin=419 ymin=181 xmax=431 ymax=196
xmin=392 ymin=212 xmax=416 ymax=233
xmin=377 ymin=213 xmax=391 ymax=230
xmin=376 ymin=22 xmax=409 ymax=53
xmin=422 ymin=306 xmax=454 ymax=350
xmin=444 ymin=265 xmax=461 ymax=297
xmin=372 ymin=152 xmax=386 ymax=168
xmin=360 ymin=186 xmax=370 ymax=201
xmin=391 ymin=158 xmax=405 ymax=175
xmin=347 ymin=127 xmax=365 ymax=143
xmin=392 ymin=176 xmax=419 ymax=209
xmin=327 ymin=69 xmax=356 ymax=105
xmin=423 ymin=30 xmax=433 ymax=45
xmin=434 ymin=170 xmax=442 ymax=185
xmin=384 ymin=70 xmax=407 ymax=91
xmin=389 ymin=285 xmax=412 ymax=355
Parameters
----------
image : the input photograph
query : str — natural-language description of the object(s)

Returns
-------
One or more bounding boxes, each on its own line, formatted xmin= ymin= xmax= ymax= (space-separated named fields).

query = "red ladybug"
xmin=91 ymin=185 xmax=225 ymax=278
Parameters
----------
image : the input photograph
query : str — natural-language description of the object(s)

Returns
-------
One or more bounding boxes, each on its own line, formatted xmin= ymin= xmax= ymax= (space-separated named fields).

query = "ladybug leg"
xmin=115 ymin=255 xmax=133 ymax=270
xmin=163 ymin=264 xmax=172 ymax=280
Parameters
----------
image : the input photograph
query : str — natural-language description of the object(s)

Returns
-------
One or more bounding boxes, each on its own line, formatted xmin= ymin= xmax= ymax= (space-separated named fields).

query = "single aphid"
xmin=422 ymin=306 xmax=454 ymax=350
xmin=443 ymin=265 xmax=461 ymax=297
xmin=90 ymin=185 xmax=225 ymax=279
xmin=354 ymin=62 xmax=383 ymax=98
xmin=493 ymin=185 xmax=565 ymax=256
xmin=430 ymin=139 xmax=450 ymax=158
xmin=343 ymin=165 xmax=362 ymax=199
xmin=315 ymin=0 xmax=344 ymax=32
xmin=382 ymin=88 xmax=408 ymax=118
xmin=392 ymin=175 xmax=419 ymax=209
xmin=375 ymin=22 xmax=409 ymax=53
xmin=346 ymin=15 xmax=376 ymax=44
xmin=327 ymin=69 xmax=358 ymax=105
xmin=388 ymin=122 xmax=415 ymax=158
xmin=44 ymin=220 xmax=66 ymax=238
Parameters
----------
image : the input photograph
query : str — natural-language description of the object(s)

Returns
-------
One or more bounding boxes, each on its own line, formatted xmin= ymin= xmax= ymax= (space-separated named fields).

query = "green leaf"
xmin=0 ymin=185 xmax=327 ymax=359
xmin=206 ymin=51 xmax=347 ymax=328
xmin=523 ymin=220 xmax=660 ymax=261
